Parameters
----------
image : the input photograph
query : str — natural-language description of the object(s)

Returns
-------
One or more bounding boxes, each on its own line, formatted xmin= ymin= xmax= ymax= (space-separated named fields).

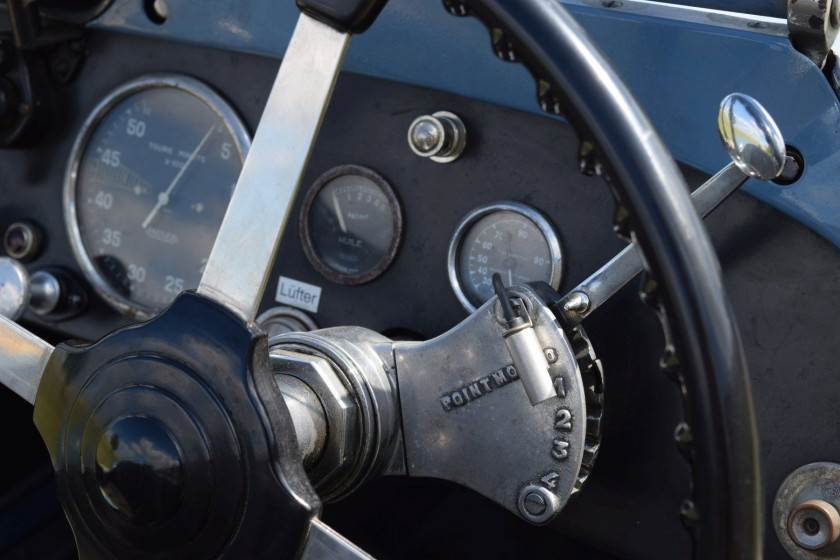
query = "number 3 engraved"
xmin=551 ymin=439 xmax=569 ymax=460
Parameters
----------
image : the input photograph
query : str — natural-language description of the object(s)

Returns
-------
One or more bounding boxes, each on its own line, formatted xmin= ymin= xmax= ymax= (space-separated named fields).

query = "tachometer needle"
xmin=332 ymin=192 xmax=348 ymax=233
xmin=142 ymin=125 xmax=215 ymax=229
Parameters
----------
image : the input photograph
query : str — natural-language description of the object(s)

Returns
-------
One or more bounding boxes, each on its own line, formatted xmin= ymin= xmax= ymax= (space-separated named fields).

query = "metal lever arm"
xmin=559 ymin=162 xmax=747 ymax=325
xmin=0 ymin=314 xmax=53 ymax=403
xmin=197 ymin=14 xmax=350 ymax=321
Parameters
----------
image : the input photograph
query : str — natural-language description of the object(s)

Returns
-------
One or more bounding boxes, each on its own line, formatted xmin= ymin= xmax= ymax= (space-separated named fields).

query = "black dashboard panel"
xmin=2 ymin=27 xmax=840 ymax=560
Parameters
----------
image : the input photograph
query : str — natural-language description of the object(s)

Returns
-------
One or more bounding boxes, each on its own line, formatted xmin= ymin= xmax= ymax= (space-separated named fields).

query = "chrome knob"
xmin=29 ymin=270 xmax=61 ymax=316
xmin=718 ymin=93 xmax=786 ymax=180
xmin=407 ymin=111 xmax=467 ymax=163
xmin=0 ymin=256 xmax=28 ymax=320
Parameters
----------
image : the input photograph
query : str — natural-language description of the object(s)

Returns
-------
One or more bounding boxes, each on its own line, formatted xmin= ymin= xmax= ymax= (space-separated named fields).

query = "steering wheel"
xmin=0 ymin=0 xmax=761 ymax=558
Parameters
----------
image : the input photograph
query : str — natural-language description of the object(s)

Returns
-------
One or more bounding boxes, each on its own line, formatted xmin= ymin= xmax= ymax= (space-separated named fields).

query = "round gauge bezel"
xmin=63 ymin=74 xmax=251 ymax=320
xmin=447 ymin=201 xmax=563 ymax=313
xmin=300 ymin=165 xmax=404 ymax=286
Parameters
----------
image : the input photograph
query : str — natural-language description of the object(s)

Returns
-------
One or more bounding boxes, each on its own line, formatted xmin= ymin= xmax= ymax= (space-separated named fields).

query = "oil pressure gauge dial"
xmin=300 ymin=165 xmax=403 ymax=285
xmin=448 ymin=202 xmax=562 ymax=312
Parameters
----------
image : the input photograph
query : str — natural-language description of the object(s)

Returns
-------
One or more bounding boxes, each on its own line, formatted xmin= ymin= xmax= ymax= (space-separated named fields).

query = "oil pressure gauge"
xmin=300 ymin=165 xmax=403 ymax=285
xmin=448 ymin=201 xmax=562 ymax=312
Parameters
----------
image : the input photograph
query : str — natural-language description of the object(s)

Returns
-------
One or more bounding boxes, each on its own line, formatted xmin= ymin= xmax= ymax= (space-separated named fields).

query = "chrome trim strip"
xmin=563 ymin=0 xmax=788 ymax=36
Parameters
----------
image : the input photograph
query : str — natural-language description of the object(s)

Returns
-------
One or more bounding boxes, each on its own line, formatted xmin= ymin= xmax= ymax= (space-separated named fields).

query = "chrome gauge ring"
xmin=448 ymin=201 xmax=563 ymax=312
xmin=63 ymin=74 xmax=250 ymax=319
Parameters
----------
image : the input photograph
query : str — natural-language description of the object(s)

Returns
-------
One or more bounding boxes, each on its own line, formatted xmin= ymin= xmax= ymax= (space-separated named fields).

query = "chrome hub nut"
xmin=270 ymin=349 xmax=360 ymax=500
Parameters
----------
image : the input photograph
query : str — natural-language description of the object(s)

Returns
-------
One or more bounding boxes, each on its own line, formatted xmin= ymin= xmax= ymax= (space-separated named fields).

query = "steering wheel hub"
xmin=94 ymin=415 xmax=185 ymax=527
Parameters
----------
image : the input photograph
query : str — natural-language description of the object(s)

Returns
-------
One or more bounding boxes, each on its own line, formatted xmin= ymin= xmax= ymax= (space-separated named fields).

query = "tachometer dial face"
xmin=448 ymin=202 xmax=562 ymax=312
xmin=64 ymin=75 xmax=250 ymax=318
xmin=300 ymin=165 xmax=403 ymax=285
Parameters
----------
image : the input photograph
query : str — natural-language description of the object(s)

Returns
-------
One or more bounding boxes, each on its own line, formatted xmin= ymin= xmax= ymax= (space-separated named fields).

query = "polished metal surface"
xmin=275 ymin=373 xmax=327 ymax=468
xmin=300 ymin=519 xmax=374 ymax=560
xmin=63 ymin=74 xmax=251 ymax=320
xmin=198 ymin=14 xmax=350 ymax=321
xmin=0 ymin=257 xmax=29 ymax=321
xmin=28 ymin=270 xmax=61 ymax=316
xmin=270 ymin=349 xmax=360 ymax=497
xmin=395 ymin=286 xmax=593 ymax=523
xmin=0 ymin=314 xmax=53 ymax=404
xmin=718 ymin=93 xmax=786 ymax=180
xmin=270 ymin=328 xmax=401 ymax=500
xmin=503 ymin=314 xmax=556 ymax=405
xmin=448 ymin=202 xmax=563 ymax=313
xmin=787 ymin=0 xmax=840 ymax=68
xmin=407 ymin=111 xmax=466 ymax=163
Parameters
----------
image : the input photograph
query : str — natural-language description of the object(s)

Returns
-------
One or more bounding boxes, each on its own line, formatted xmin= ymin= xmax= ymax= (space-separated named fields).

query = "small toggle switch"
xmin=493 ymin=274 xmax=555 ymax=405
xmin=407 ymin=111 xmax=466 ymax=163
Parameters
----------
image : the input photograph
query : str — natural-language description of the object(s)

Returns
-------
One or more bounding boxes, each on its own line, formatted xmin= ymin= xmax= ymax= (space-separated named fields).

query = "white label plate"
xmin=275 ymin=276 xmax=322 ymax=313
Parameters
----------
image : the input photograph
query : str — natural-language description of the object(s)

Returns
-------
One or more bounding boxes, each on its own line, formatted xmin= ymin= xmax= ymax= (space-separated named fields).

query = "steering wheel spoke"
xmin=197 ymin=13 xmax=349 ymax=321
xmin=0 ymin=314 xmax=53 ymax=404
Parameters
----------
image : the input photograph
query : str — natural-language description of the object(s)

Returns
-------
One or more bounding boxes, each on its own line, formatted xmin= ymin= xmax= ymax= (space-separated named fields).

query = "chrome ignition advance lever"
xmin=560 ymin=93 xmax=790 ymax=325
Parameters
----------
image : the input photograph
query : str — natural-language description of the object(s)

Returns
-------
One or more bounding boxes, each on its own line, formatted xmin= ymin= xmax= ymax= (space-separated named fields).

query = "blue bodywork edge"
xmin=90 ymin=0 xmax=840 ymax=248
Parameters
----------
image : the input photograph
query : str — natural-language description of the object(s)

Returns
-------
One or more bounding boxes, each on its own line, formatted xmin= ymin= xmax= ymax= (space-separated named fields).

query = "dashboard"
xmin=2 ymin=2 xmax=840 ymax=559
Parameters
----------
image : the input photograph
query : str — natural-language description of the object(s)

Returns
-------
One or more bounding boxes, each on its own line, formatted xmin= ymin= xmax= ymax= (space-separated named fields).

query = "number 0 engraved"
xmin=551 ymin=439 xmax=569 ymax=460
xmin=554 ymin=408 xmax=572 ymax=430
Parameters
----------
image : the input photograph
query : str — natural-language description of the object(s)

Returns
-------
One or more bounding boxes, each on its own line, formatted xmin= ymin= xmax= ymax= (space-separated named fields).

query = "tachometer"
xmin=448 ymin=201 xmax=562 ymax=312
xmin=64 ymin=74 xmax=250 ymax=318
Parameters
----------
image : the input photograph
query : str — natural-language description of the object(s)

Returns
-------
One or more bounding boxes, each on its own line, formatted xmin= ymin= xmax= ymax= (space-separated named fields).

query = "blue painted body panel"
xmin=92 ymin=0 xmax=840 ymax=247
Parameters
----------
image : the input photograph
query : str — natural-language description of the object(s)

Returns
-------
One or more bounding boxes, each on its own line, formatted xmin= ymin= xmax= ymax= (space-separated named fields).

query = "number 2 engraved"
xmin=551 ymin=439 xmax=569 ymax=460
xmin=554 ymin=408 xmax=572 ymax=430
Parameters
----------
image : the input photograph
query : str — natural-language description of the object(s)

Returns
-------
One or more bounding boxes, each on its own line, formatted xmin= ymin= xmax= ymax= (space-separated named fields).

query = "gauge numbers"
xmin=449 ymin=202 xmax=562 ymax=312
xmin=64 ymin=75 xmax=250 ymax=318
xmin=301 ymin=165 xmax=403 ymax=285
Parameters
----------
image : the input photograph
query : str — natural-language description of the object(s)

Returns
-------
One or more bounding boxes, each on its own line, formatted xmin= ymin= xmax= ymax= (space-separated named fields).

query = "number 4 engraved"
xmin=540 ymin=472 xmax=560 ymax=489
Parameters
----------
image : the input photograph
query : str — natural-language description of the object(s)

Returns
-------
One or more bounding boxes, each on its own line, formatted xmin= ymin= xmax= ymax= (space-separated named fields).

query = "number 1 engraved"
xmin=554 ymin=376 xmax=567 ymax=398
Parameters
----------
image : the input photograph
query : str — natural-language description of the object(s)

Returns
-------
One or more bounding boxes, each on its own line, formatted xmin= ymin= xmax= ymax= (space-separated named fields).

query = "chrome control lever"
xmin=559 ymin=93 xmax=788 ymax=325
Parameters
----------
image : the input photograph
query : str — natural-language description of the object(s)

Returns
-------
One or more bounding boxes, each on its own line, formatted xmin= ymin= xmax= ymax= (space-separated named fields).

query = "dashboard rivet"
xmin=407 ymin=111 xmax=466 ymax=163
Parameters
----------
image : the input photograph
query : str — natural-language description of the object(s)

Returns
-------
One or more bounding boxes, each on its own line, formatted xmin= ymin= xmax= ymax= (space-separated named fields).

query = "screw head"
xmin=517 ymin=485 xmax=560 ymax=524
xmin=524 ymin=491 xmax=547 ymax=516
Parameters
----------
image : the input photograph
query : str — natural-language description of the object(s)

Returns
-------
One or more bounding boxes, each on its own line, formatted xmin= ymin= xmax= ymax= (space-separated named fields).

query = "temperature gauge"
xmin=448 ymin=201 xmax=562 ymax=312
xmin=300 ymin=165 xmax=403 ymax=285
